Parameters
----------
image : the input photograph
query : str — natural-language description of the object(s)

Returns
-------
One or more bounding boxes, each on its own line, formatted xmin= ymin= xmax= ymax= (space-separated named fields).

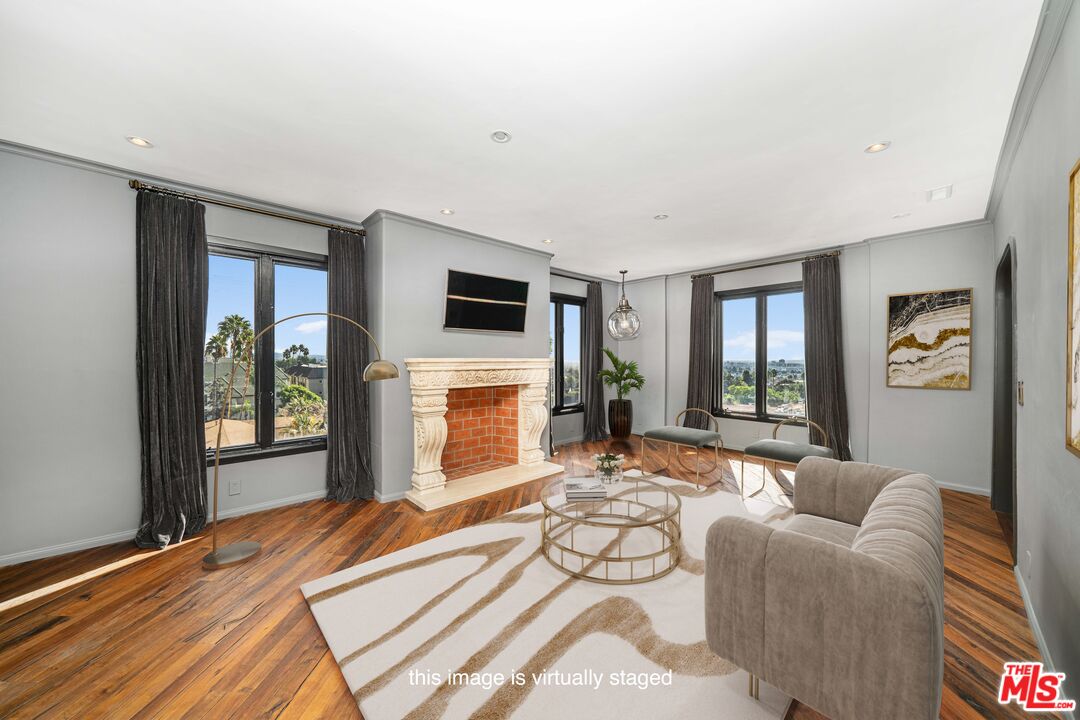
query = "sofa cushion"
xmin=784 ymin=514 xmax=859 ymax=548
xmin=744 ymin=438 xmax=835 ymax=464
xmin=643 ymin=425 xmax=723 ymax=448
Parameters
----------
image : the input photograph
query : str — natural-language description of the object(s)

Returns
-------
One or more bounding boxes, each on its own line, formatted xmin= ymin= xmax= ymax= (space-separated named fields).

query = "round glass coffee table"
xmin=540 ymin=475 xmax=681 ymax=584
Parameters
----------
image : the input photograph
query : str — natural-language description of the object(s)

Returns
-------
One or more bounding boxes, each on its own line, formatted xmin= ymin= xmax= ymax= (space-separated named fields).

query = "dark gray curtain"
xmin=684 ymin=275 xmax=715 ymax=428
xmin=326 ymin=228 xmax=375 ymax=500
xmin=582 ymin=281 xmax=608 ymax=441
xmin=135 ymin=191 xmax=209 ymax=549
xmin=803 ymin=255 xmax=853 ymax=460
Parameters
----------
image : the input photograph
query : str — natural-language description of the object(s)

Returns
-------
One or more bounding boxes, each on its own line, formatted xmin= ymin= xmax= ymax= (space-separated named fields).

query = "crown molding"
xmin=362 ymin=209 xmax=555 ymax=260
xmin=0 ymin=139 xmax=368 ymax=230
xmin=986 ymin=0 xmax=1073 ymax=220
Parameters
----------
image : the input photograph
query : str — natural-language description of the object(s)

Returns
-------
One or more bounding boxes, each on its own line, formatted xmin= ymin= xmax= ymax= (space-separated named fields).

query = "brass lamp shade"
xmin=363 ymin=359 xmax=400 ymax=381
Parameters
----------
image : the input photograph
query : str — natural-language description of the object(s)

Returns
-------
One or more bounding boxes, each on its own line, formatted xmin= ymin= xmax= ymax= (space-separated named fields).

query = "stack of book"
xmin=564 ymin=478 xmax=607 ymax=501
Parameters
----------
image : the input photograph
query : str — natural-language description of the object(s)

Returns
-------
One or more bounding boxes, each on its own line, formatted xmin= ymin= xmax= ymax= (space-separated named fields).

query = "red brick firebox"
xmin=442 ymin=386 xmax=519 ymax=481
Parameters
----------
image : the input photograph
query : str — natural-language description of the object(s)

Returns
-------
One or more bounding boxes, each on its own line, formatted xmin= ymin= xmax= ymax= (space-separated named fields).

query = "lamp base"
xmin=202 ymin=541 xmax=261 ymax=570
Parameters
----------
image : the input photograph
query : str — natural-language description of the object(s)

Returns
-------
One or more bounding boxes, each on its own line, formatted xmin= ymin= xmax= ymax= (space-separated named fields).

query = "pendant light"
xmin=607 ymin=270 xmax=641 ymax=340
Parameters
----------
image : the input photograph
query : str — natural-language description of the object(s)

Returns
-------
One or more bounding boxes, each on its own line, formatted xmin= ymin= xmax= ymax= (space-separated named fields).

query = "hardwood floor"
xmin=0 ymin=438 xmax=1049 ymax=719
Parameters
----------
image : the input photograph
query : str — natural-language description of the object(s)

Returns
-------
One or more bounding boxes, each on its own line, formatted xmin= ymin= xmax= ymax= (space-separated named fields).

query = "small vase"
xmin=596 ymin=468 xmax=623 ymax=485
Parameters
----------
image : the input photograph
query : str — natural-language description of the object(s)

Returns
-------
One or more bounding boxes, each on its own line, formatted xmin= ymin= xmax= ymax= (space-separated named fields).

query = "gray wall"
xmin=647 ymin=222 xmax=995 ymax=494
xmin=990 ymin=0 xmax=1079 ymax=698
xmin=364 ymin=211 xmax=553 ymax=500
xmin=853 ymin=223 xmax=995 ymax=494
xmin=0 ymin=149 xmax=331 ymax=564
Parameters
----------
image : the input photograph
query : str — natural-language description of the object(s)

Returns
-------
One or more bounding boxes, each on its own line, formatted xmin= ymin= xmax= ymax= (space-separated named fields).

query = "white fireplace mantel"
xmin=403 ymin=357 xmax=562 ymax=511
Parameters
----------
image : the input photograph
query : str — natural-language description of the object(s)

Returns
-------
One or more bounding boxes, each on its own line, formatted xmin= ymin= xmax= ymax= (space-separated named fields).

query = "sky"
xmin=206 ymin=255 xmax=328 ymax=356
xmin=549 ymin=302 xmax=582 ymax=365
xmin=722 ymin=291 xmax=804 ymax=362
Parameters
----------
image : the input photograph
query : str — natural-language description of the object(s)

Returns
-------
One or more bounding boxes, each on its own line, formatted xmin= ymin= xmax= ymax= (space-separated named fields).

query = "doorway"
xmin=991 ymin=243 xmax=1016 ymax=562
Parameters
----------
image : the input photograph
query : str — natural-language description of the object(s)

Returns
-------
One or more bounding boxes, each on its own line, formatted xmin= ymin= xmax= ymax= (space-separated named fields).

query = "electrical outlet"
xmin=229 ymin=479 xmax=241 ymax=496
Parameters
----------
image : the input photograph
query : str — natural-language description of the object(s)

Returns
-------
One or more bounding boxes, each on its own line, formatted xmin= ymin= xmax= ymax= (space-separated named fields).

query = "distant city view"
xmin=720 ymin=290 xmax=806 ymax=417
xmin=720 ymin=359 xmax=806 ymax=416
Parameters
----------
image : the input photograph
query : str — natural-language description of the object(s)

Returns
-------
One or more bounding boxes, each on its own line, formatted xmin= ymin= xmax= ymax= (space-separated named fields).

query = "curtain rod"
xmin=128 ymin=179 xmax=365 ymax=235
xmin=690 ymin=250 xmax=840 ymax=280
xmin=550 ymin=269 xmax=605 ymax=283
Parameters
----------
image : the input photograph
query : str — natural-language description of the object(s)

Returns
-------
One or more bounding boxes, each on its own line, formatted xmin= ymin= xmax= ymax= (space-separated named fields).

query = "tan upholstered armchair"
xmin=705 ymin=457 xmax=945 ymax=720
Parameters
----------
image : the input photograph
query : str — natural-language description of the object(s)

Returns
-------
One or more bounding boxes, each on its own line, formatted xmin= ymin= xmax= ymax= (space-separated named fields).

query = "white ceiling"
xmin=0 ymin=1 xmax=1041 ymax=278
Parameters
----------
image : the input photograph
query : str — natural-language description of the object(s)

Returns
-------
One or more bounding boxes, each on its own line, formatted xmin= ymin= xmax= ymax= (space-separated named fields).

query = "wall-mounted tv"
xmin=444 ymin=269 xmax=529 ymax=334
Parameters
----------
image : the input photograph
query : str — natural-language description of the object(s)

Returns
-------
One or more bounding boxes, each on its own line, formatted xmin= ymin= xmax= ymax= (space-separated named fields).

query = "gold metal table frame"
xmin=540 ymin=477 xmax=681 ymax=585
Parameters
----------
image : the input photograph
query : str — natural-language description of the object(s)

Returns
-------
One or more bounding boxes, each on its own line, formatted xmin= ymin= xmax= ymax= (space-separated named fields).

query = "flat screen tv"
xmin=444 ymin=269 xmax=529 ymax=333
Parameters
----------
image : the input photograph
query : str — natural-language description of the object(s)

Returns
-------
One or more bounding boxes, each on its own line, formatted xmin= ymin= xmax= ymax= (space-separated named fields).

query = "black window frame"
xmin=712 ymin=281 xmax=807 ymax=423
xmin=550 ymin=292 xmax=585 ymax=416
xmin=207 ymin=244 xmax=330 ymax=465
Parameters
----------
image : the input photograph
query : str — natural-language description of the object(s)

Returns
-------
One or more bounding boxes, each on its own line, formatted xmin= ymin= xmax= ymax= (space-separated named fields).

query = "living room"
xmin=1 ymin=1 xmax=1078 ymax=719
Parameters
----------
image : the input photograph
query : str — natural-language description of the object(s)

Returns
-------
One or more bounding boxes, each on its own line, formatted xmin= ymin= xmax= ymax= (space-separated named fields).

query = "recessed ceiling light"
xmin=892 ymin=212 xmax=912 ymax=219
xmin=926 ymin=185 xmax=953 ymax=202
xmin=490 ymin=130 xmax=512 ymax=144
xmin=864 ymin=141 xmax=891 ymax=154
xmin=654 ymin=213 xmax=669 ymax=220
xmin=440 ymin=208 xmax=455 ymax=215
xmin=126 ymin=136 xmax=154 ymax=148
xmin=542 ymin=238 xmax=553 ymax=244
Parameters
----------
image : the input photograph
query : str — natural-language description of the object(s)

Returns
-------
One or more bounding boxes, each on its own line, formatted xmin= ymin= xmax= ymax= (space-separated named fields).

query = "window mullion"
xmin=554 ymin=301 xmax=564 ymax=410
xmin=755 ymin=293 xmax=767 ymax=418
xmin=255 ymin=255 xmax=275 ymax=448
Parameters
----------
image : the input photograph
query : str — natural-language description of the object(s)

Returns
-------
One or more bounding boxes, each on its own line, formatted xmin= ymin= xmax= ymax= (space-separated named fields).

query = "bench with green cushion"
xmin=742 ymin=438 xmax=835 ymax=465
xmin=640 ymin=408 xmax=724 ymax=489
xmin=742 ymin=417 xmax=835 ymax=497
xmin=643 ymin=425 xmax=724 ymax=448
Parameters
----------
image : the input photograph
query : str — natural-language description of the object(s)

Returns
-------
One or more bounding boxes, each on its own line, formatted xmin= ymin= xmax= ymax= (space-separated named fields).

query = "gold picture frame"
xmin=1067 ymin=158 xmax=1080 ymax=457
xmin=886 ymin=288 xmax=973 ymax=390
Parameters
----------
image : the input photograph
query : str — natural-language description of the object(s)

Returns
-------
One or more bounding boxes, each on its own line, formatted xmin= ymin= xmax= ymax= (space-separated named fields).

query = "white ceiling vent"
xmin=926 ymin=185 xmax=953 ymax=202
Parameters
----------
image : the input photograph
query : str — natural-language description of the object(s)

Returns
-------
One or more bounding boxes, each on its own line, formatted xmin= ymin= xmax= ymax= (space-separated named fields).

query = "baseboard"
xmin=553 ymin=434 xmax=584 ymax=446
xmin=216 ymin=489 xmax=326 ymax=520
xmin=375 ymin=488 xmax=408 ymax=503
xmin=935 ymin=480 xmax=991 ymax=497
xmin=1014 ymin=567 xmax=1077 ymax=720
xmin=0 ymin=489 xmax=328 ymax=567
xmin=0 ymin=528 xmax=138 ymax=567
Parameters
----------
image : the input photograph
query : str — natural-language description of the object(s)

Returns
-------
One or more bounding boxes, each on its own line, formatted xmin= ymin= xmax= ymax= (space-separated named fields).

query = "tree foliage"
xmin=597 ymin=347 xmax=645 ymax=400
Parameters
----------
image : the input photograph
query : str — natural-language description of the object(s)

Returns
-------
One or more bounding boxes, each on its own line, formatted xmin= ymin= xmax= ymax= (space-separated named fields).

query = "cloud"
xmin=295 ymin=320 xmax=327 ymax=334
xmin=767 ymin=329 xmax=804 ymax=348
xmin=723 ymin=329 xmax=804 ymax=354
xmin=723 ymin=331 xmax=756 ymax=353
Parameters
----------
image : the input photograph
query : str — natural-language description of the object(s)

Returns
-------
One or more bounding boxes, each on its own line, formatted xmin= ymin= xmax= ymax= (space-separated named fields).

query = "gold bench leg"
xmin=745 ymin=454 xmax=769 ymax=499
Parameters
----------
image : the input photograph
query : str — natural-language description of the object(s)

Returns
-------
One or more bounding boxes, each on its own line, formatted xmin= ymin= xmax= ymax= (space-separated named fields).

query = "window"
xmin=205 ymin=246 xmax=329 ymax=462
xmin=714 ymin=282 xmax=806 ymax=420
xmin=550 ymin=293 xmax=585 ymax=415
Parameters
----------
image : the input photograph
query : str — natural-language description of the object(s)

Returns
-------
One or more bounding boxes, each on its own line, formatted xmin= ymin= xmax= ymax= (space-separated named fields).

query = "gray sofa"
xmin=705 ymin=457 xmax=944 ymax=720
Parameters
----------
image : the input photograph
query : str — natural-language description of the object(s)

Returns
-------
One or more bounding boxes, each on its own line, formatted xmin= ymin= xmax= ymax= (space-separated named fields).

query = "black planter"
xmin=608 ymin=399 xmax=633 ymax=438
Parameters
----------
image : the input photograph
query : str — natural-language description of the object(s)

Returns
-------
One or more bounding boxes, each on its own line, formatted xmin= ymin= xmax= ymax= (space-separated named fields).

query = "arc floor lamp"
xmin=204 ymin=311 xmax=398 ymax=570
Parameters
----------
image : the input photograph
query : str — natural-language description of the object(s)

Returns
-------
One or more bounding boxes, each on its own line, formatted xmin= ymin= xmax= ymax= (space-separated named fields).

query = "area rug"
xmin=301 ymin=471 xmax=793 ymax=719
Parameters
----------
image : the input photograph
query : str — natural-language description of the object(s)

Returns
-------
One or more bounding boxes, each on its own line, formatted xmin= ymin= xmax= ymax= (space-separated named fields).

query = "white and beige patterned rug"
xmin=301 ymin=471 xmax=793 ymax=719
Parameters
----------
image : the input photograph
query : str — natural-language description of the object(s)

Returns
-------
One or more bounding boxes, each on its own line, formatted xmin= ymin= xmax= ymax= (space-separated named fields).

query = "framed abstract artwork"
xmin=1068 ymin=158 xmax=1080 ymax=457
xmin=887 ymin=289 xmax=972 ymax=389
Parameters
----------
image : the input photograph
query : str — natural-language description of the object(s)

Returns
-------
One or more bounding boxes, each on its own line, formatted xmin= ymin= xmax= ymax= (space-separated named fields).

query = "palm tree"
xmin=205 ymin=331 xmax=229 ymax=416
xmin=217 ymin=314 xmax=252 ymax=359
xmin=215 ymin=315 xmax=254 ymax=417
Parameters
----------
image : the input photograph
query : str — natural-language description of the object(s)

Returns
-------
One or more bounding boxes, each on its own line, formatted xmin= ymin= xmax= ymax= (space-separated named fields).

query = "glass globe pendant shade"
xmin=607 ymin=300 xmax=641 ymax=340
xmin=607 ymin=270 xmax=641 ymax=340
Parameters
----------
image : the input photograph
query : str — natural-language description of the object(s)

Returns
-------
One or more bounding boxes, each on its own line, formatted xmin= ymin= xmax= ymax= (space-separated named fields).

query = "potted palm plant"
xmin=598 ymin=347 xmax=645 ymax=438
